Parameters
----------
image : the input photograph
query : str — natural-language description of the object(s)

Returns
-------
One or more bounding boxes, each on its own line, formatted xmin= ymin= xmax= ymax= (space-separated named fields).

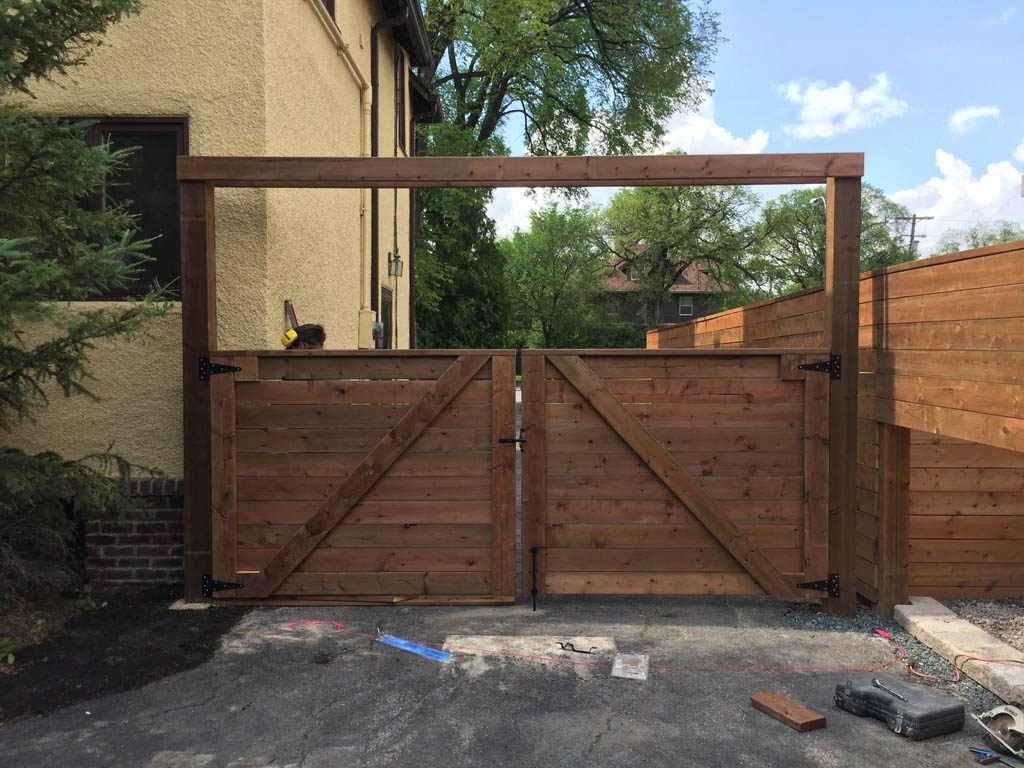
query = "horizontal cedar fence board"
xmin=545 ymin=475 xmax=804 ymax=501
xmin=908 ymin=539 xmax=1023 ymax=562
xmin=912 ymin=443 xmax=1024 ymax=467
xmin=862 ymin=374 xmax=1024 ymax=419
xmin=546 ymin=451 xmax=803 ymax=477
xmin=236 ymin=452 xmax=490 ymax=477
xmin=544 ymin=547 xmax=802 ymax=573
xmin=909 ymin=515 xmax=1024 ymax=539
xmin=910 ymin=491 xmax=1024 ymax=515
xmin=860 ymin=318 xmax=1024 ymax=351
xmin=237 ymin=501 xmax=492 ymax=526
xmin=543 ymin=377 xmax=802 ymax=403
xmin=258 ymin=356 xmax=495 ymax=381
xmin=235 ymin=402 xmax=491 ymax=429
xmin=239 ymin=524 xmax=492 ymax=549
xmin=544 ymin=572 xmax=762 ymax=595
xmin=908 ymin=563 xmax=1024 ymax=586
xmin=864 ymin=398 xmax=1024 ymax=453
xmin=863 ymin=349 xmax=1024 ymax=385
xmin=545 ymin=425 xmax=804 ymax=454
xmin=235 ymin=379 xmax=492 ymax=404
xmin=237 ymin=475 xmax=492 ymax=501
xmin=545 ymin=499 xmax=805 ymax=525
xmin=544 ymin=523 xmax=800 ymax=549
xmin=179 ymin=153 xmax=865 ymax=188
xmin=546 ymin=401 xmax=802 ymax=429
xmin=910 ymin=468 xmax=1024 ymax=492
xmin=237 ymin=427 xmax=491 ymax=453
xmin=237 ymin=547 xmax=491 ymax=573
xmin=277 ymin=572 xmax=492 ymax=596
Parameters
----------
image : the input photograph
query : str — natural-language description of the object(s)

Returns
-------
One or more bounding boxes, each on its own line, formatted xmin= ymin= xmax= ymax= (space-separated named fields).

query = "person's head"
xmin=281 ymin=323 xmax=326 ymax=350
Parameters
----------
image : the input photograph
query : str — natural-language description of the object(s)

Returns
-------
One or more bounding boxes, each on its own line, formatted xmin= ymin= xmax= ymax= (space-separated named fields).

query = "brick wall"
xmin=85 ymin=478 xmax=184 ymax=590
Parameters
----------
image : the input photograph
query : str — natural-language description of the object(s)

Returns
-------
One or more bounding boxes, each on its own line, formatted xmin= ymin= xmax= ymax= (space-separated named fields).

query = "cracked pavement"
xmin=0 ymin=596 xmax=996 ymax=767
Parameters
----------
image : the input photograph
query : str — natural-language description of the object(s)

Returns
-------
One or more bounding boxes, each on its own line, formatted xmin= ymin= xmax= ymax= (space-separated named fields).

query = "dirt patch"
xmin=0 ymin=587 xmax=247 ymax=726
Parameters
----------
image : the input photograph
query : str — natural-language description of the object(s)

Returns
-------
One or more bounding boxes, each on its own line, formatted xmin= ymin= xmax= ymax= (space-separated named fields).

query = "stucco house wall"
xmin=5 ymin=0 xmax=420 ymax=477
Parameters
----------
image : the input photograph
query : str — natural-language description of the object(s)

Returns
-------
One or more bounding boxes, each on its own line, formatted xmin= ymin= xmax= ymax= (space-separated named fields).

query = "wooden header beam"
xmin=177 ymin=153 xmax=863 ymax=188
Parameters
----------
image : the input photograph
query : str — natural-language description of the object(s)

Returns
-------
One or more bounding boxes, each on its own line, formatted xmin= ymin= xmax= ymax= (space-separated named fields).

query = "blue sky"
xmin=490 ymin=1 xmax=1024 ymax=252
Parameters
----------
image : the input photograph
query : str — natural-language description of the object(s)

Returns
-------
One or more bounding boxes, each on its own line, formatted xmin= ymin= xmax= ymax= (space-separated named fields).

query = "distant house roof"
xmin=604 ymin=259 xmax=730 ymax=295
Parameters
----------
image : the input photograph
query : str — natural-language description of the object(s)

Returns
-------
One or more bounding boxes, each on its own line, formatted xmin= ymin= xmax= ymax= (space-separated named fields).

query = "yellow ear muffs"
xmin=280 ymin=328 xmax=299 ymax=348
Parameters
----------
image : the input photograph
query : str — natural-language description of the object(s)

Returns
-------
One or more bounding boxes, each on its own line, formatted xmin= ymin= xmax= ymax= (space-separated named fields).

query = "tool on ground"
xmin=557 ymin=642 xmax=597 ymax=654
xmin=974 ymin=705 xmax=1024 ymax=759
xmin=872 ymin=677 xmax=908 ymax=702
xmin=750 ymin=691 xmax=827 ymax=732
xmin=834 ymin=673 xmax=965 ymax=740
xmin=970 ymin=746 xmax=1024 ymax=767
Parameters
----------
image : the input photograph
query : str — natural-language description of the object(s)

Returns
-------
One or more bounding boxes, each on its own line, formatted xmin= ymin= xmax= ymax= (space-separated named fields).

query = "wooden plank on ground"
xmin=235 ymin=354 xmax=489 ymax=598
xmin=750 ymin=692 xmax=827 ymax=732
xmin=547 ymin=354 xmax=800 ymax=598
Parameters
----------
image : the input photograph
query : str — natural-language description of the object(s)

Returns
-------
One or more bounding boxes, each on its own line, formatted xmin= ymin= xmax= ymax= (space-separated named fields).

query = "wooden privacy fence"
xmin=206 ymin=350 xmax=516 ymax=603
xmin=648 ymin=239 xmax=1024 ymax=612
xmin=521 ymin=350 xmax=830 ymax=599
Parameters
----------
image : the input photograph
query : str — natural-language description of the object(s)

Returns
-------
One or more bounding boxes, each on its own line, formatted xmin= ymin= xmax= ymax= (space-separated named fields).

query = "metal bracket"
xmin=797 ymin=572 xmax=840 ymax=598
xmin=498 ymin=428 xmax=526 ymax=453
xmin=798 ymin=354 xmax=841 ymax=380
xmin=199 ymin=356 xmax=242 ymax=381
xmin=201 ymin=574 xmax=244 ymax=598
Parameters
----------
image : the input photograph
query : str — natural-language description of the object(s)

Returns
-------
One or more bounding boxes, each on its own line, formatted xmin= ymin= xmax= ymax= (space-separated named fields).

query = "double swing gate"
xmin=205 ymin=348 xmax=832 ymax=604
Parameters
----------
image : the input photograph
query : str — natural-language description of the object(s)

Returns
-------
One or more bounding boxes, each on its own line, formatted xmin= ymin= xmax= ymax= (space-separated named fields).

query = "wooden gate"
xmin=207 ymin=350 xmax=516 ymax=604
xmin=521 ymin=350 xmax=830 ymax=598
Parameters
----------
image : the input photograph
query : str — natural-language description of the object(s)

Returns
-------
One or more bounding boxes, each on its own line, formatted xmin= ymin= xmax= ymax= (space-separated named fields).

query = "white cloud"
xmin=948 ymin=105 xmax=1001 ymax=133
xmin=1012 ymin=137 xmax=1024 ymax=163
xmin=1002 ymin=7 xmax=1018 ymax=21
xmin=780 ymin=73 xmax=907 ymax=139
xmin=889 ymin=149 xmax=1024 ymax=254
xmin=658 ymin=97 xmax=770 ymax=154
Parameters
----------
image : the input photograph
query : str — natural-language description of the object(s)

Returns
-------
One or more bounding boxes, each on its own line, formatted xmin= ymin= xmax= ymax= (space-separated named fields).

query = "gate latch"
xmin=798 ymin=354 xmax=841 ymax=380
xmin=199 ymin=356 xmax=241 ymax=381
xmin=202 ymin=574 xmax=244 ymax=598
xmin=498 ymin=428 xmax=526 ymax=452
xmin=797 ymin=573 xmax=840 ymax=598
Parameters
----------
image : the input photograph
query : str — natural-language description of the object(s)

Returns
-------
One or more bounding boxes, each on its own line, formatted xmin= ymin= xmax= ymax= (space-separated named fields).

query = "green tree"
xmin=502 ymin=203 xmax=625 ymax=347
xmin=414 ymin=125 xmax=510 ymax=348
xmin=934 ymin=220 xmax=1024 ymax=253
xmin=603 ymin=184 xmax=761 ymax=326
xmin=750 ymin=184 xmax=914 ymax=296
xmin=415 ymin=0 xmax=721 ymax=346
xmin=1 ymin=0 xmax=166 ymax=603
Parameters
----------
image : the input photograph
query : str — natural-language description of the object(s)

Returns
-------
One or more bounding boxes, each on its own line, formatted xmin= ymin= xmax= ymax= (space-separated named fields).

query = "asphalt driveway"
xmin=0 ymin=596 xmax=995 ymax=767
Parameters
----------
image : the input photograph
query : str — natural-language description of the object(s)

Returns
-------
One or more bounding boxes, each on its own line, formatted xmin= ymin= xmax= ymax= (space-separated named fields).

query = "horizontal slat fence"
xmin=649 ymin=240 xmax=1024 ymax=608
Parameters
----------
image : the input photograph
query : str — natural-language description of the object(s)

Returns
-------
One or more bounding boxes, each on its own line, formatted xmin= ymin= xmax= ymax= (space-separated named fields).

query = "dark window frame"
xmin=678 ymin=295 xmax=695 ymax=317
xmin=81 ymin=117 xmax=189 ymax=300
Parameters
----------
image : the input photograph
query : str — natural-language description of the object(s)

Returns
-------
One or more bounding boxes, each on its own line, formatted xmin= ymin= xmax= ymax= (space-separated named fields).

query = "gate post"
xmin=824 ymin=176 xmax=861 ymax=616
xmin=180 ymin=181 xmax=217 ymax=601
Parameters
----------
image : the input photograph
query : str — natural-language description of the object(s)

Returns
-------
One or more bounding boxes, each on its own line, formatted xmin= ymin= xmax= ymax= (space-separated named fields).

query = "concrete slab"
xmin=895 ymin=596 xmax=1024 ymax=704
xmin=0 ymin=597 xmax=1002 ymax=767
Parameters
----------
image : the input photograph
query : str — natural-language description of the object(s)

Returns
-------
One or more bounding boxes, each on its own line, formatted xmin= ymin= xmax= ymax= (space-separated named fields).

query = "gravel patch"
xmin=785 ymin=601 xmax=1004 ymax=713
xmin=945 ymin=598 xmax=1024 ymax=655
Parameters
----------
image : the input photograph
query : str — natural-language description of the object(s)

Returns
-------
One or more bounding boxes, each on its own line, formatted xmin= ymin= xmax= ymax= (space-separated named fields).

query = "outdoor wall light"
xmin=388 ymin=250 xmax=404 ymax=277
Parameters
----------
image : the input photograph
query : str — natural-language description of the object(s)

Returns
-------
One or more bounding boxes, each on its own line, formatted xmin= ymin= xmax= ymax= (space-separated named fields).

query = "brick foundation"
xmin=85 ymin=478 xmax=184 ymax=591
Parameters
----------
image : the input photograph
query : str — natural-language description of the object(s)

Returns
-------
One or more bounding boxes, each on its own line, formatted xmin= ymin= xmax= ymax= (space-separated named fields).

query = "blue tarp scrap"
xmin=375 ymin=633 xmax=453 ymax=662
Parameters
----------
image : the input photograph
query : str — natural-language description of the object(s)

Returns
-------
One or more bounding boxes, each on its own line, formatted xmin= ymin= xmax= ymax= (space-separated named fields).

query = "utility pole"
xmin=896 ymin=214 xmax=934 ymax=253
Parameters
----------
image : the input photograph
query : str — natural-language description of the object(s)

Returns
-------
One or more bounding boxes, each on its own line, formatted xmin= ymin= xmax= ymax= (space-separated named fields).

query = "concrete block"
xmin=895 ymin=596 xmax=1024 ymax=705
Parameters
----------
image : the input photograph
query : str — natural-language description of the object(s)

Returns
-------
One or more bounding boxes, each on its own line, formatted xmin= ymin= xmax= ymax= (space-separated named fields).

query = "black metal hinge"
xmin=798 ymin=354 xmax=841 ymax=380
xmin=199 ymin=356 xmax=241 ymax=381
xmin=797 ymin=572 xmax=840 ymax=598
xmin=201 ymin=574 xmax=244 ymax=598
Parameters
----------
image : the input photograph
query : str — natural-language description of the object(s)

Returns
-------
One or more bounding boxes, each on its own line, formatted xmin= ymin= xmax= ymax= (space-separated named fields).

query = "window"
xmin=84 ymin=118 xmax=188 ymax=298
xmin=394 ymin=48 xmax=407 ymax=153
xmin=678 ymin=295 xmax=694 ymax=317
